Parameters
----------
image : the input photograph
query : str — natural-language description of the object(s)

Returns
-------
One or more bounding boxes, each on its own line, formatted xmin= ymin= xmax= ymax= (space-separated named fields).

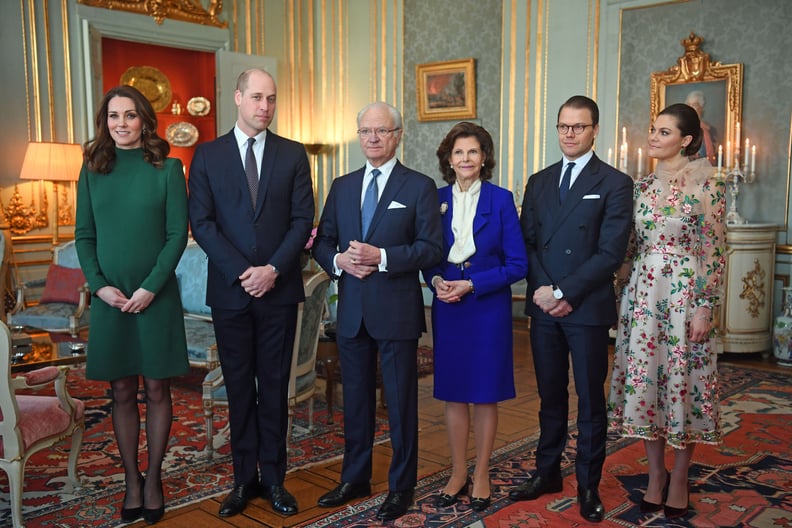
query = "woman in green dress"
xmin=75 ymin=85 xmax=188 ymax=525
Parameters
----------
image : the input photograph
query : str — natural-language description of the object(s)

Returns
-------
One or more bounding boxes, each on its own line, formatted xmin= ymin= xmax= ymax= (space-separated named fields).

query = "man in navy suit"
xmin=510 ymin=96 xmax=633 ymax=523
xmin=312 ymin=102 xmax=443 ymax=521
xmin=188 ymin=69 xmax=313 ymax=518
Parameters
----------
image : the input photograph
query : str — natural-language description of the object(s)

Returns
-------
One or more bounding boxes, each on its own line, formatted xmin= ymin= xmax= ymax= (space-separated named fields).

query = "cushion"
xmin=40 ymin=264 xmax=86 ymax=305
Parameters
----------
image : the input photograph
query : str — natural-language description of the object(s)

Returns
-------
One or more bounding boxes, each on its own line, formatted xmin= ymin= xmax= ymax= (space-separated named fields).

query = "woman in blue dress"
xmin=424 ymin=122 xmax=528 ymax=511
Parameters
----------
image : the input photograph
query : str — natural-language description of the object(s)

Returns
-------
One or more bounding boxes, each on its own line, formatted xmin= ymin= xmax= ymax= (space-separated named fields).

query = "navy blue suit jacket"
xmin=188 ymin=129 xmax=314 ymax=309
xmin=520 ymin=153 xmax=633 ymax=326
xmin=312 ymin=161 xmax=443 ymax=340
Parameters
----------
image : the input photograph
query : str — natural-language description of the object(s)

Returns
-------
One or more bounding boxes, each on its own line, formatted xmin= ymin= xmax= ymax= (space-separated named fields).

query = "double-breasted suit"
xmin=189 ymin=128 xmax=314 ymax=486
xmin=312 ymin=160 xmax=442 ymax=491
xmin=520 ymin=153 xmax=633 ymax=490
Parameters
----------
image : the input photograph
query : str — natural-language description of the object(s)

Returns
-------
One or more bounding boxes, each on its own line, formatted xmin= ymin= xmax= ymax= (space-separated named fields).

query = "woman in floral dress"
xmin=608 ymin=103 xmax=726 ymax=519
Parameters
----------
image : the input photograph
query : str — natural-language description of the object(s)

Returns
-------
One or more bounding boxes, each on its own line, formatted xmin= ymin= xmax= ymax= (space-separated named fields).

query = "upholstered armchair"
xmin=174 ymin=240 xmax=219 ymax=372
xmin=7 ymin=241 xmax=89 ymax=337
xmin=0 ymin=321 xmax=85 ymax=528
xmin=202 ymin=270 xmax=331 ymax=457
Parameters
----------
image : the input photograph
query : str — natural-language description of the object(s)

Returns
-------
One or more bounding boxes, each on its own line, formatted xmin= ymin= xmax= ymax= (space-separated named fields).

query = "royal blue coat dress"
xmin=423 ymin=181 xmax=528 ymax=403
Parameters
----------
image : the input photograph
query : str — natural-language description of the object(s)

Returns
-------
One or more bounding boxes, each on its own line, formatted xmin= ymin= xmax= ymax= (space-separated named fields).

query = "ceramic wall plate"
xmin=120 ymin=65 xmax=172 ymax=112
xmin=166 ymin=122 xmax=199 ymax=147
xmin=187 ymin=96 xmax=211 ymax=116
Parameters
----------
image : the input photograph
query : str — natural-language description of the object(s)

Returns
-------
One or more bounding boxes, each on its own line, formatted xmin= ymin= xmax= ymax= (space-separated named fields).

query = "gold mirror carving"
xmin=739 ymin=259 xmax=765 ymax=319
xmin=77 ymin=0 xmax=227 ymax=28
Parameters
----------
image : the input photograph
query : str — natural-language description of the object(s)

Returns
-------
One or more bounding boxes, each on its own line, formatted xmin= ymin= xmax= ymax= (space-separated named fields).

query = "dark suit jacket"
xmin=520 ymin=153 xmax=633 ymax=326
xmin=312 ymin=161 xmax=443 ymax=340
xmin=188 ymin=129 xmax=314 ymax=308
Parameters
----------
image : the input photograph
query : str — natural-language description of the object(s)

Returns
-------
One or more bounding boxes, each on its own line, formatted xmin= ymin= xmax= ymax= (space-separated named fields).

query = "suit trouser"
xmin=337 ymin=325 xmax=419 ymax=491
xmin=212 ymin=301 xmax=297 ymax=486
xmin=529 ymin=317 xmax=610 ymax=490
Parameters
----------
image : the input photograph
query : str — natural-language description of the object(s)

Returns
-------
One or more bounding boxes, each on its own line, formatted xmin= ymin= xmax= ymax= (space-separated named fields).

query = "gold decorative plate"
xmin=187 ymin=96 xmax=211 ymax=116
xmin=120 ymin=66 xmax=172 ymax=112
xmin=166 ymin=122 xmax=199 ymax=147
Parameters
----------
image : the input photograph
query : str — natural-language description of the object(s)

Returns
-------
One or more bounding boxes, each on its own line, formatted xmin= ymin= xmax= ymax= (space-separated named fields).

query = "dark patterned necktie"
xmin=245 ymin=137 xmax=259 ymax=206
xmin=361 ymin=169 xmax=381 ymax=237
xmin=559 ymin=161 xmax=575 ymax=203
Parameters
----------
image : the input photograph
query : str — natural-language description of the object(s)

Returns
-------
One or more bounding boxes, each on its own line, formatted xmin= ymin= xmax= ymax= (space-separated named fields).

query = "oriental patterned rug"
xmin=298 ymin=364 xmax=792 ymax=528
xmin=0 ymin=365 xmax=394 ymax=528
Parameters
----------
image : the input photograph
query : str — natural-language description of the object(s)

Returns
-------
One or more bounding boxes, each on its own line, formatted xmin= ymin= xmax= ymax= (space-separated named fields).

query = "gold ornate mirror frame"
xmin=77 ymin=0 xmax=227 ymax=27
xmin=650 ymin=32 xmax=743 ymax=165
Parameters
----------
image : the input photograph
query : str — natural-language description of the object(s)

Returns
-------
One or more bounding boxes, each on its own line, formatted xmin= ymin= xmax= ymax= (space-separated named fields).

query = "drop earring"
xmin=680 ymin=147 xmax=685 ymax=156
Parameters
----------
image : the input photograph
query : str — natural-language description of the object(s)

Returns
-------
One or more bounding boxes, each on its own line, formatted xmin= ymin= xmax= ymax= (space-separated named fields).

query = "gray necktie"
xmin=245 ymin=137 xmax=259 ymax=206
xmin=559 ymin=161 xmax=575 ymax=203
xmin=361 ymin=169 xmax=381 ymax=237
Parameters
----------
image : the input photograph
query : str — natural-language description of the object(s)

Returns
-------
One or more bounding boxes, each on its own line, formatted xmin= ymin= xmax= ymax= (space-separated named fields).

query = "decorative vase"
xmin=772 ymin=287 xmax=792 ymax=367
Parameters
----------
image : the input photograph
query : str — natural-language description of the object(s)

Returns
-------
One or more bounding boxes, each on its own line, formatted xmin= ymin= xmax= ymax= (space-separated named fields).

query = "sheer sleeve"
xmin=694 ymin=173 xmax=726 ymax=308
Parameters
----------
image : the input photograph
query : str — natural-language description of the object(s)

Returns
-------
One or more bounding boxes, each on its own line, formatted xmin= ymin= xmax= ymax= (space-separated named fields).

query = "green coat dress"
xmin=75 ymin=147 xmax=189 ymax=381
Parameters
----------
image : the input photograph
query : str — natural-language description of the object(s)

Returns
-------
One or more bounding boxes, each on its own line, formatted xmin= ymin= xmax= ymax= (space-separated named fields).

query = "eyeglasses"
xmin=556 ymin=123 xmax=594 ymax=135
xmin=357 ymin=127 xmax=401 ymax=139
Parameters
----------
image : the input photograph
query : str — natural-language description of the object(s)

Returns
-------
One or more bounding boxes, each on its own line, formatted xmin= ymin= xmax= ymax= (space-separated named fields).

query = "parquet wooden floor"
xmin=130 ymin=321 xmax=782 ymax=527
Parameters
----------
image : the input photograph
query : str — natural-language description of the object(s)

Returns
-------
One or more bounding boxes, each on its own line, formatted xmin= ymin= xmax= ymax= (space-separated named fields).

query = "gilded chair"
xmin=7 ymin=241 xmax=89 ymax=337
xmin=0 ymin=321 xmax=85 ymax=528
xmin=202 ymin=270 xmax=331 ymax=457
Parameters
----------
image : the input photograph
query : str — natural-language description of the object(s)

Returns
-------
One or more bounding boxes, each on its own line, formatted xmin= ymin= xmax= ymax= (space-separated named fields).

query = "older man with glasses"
xmin=312 ymin=101 xmax=443 ymax=521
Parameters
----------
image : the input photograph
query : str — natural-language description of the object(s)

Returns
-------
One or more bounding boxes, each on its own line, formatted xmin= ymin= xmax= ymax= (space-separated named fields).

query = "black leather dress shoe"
xmin=218 ymin=483 xmax=260 ymax=517
xmin=262 ymin=484 xmax=298 ymax=515
xmin=317 ymin=482 xmax=371 ymax=507
xmin=578 ymin=488 xmax=605 ymax=523
xmin=508 ymin=473 xmax=563 ymax=501
xmin=376 ymin=489 xmax=414 ymax=521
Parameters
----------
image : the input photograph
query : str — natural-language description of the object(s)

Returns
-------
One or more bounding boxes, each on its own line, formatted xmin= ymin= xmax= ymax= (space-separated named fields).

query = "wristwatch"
xmin=552 ymin=285 xmax=564 ymax=300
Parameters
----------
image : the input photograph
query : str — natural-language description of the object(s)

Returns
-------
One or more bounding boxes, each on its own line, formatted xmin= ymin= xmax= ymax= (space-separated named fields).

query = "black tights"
xmin=111 ymin=375 xmax=172 ymax=510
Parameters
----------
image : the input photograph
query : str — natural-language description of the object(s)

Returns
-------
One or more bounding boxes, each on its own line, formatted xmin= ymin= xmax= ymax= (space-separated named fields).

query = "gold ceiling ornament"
xmin=77 ymin=0 xmax=227 ymax=28
xmin=0 ymin=185 xmax=49 ymax=235
xmin=739 ymin=259 xmax=766 ymax=319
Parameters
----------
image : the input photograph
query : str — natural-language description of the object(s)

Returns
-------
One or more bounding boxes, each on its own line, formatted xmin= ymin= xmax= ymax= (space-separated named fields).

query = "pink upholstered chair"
xmin=0 ymin=322 xmax=85 ymax=528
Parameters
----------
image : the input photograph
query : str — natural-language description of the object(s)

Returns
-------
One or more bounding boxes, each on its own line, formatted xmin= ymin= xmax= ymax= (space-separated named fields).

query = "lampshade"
xmin=19 ymin=142 xmax=83 ymax=182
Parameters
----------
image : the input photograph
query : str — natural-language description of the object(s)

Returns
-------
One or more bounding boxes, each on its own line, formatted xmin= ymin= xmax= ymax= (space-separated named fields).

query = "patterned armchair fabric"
xmin=7 ymin=241 xmax=90 ymax=337
xmin=202 ymin=271 xmax=330 ymax=457
xmin=175 ymin=240 xmax=218 ymax=371
xmin=0 ymin=322 xmax=85 ymax=528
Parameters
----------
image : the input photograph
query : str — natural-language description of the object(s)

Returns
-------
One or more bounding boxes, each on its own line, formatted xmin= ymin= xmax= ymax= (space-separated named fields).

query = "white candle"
xmin=717 ymin=144 xmax=722 ymax=171
xmin=726 ymin=141 xmax=731 ymax=171
xmin=622 ymin=126 xmax=627 ymax=146
xmin=744 ymin=138 xmax=750 ymax=172
xmin=751 ymin=144 xmax=756 ymax=173
xmin=637 ymin=147 xmax=643 ymax=176
xmin=607 ymin=148 xmax=613 ymax=165
xmin=735 ymin=122 xmax=741 ymax=153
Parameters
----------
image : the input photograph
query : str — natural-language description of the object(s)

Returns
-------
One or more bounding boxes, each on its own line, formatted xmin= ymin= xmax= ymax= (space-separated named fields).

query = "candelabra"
xmin=719 ymin=163 xmax=756 ymax=225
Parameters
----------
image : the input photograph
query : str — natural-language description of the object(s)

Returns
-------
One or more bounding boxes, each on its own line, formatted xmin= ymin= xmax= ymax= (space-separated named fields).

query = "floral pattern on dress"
xmin=608 ymin=157 xmax=726 ymax=449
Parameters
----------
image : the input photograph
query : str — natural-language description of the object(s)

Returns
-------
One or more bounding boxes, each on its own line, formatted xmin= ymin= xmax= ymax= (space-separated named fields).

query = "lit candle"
xmin=744 ymin=138 xmax=750 ymax=172
xmin=726 ymin=141 xmax=731 ymax=171
xmin=717 ymin=144 xmax=723 ymax=171
xmin=607 ymin=148 xmax=613 ymax=165
xmin=735 ymin=122 xmax=741 ymax=153
xmin=622 ymin=126 xmax=627 ymax=146
xmin=637 ymin=147 xmax=643 ymax=176
xmin=751 ymin=144 xmax=756 ymax=173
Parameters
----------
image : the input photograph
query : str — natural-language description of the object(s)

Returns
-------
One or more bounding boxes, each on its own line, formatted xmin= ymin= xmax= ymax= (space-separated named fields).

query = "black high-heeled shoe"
xmin=470 ymin=478 xmax=491 ymax=512
xmin=436 ymin=477 xmax=471 ymax=507
xmin=639 ymin=470 xmax=670 ymax=513
xmin=664 ymin=482 xmax=690 ymax=520
xmin=142 ymin=480 xmax=165 ymax=524
xmin=120 ymin=474 xmax=145 ymax=522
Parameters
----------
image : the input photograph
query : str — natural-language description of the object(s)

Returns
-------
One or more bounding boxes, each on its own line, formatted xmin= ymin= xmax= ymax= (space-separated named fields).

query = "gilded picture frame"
xmin=650 ymin=33 xmax=743 ymax=166
xmin=416 ymin=58 xmax=476 ymax=122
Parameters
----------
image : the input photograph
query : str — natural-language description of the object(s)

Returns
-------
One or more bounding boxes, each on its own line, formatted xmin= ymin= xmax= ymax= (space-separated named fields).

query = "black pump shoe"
xmin=121 ymin=474 xmax=145 ymax=522
xmin=142 ymin=481 xmax=165 ymax=524
xmin=640 ymin=470 xmax=670 ymax=513
xmin=436 ymin=477 xmax=471 ymax=507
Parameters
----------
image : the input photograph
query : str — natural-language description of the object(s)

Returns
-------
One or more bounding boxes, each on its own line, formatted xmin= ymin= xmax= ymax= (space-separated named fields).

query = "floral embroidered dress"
xmin=608 ymin=157 xmax=726 ymax=448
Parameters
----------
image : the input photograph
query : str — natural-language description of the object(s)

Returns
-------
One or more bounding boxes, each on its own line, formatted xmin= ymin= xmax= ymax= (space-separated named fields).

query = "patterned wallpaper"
xmin=403 ymin=0 xmax=503 ymax=187
xmin=619 ymin=0 xmax=792 ymax=230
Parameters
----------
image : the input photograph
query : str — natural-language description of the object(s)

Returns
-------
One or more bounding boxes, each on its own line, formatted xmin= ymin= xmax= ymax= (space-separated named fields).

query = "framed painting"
xmin=650 ymin=32 xmax=743 ymax=166
xmin=416 ymin=58 xmax=476 ymax=122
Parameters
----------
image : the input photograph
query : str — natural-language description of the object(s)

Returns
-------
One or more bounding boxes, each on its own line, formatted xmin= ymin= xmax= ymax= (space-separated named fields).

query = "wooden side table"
xmin=316 ymin=336 xmax=339 ymax=423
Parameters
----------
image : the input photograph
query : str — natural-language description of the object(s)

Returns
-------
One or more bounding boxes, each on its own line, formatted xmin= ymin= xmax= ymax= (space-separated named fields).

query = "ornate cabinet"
xmin=716 ymin=223 xmax=777 ymax=354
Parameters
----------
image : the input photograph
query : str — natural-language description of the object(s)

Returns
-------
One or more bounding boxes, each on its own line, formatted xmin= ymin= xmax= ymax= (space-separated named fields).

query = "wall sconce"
xmin=17 ymin=142 xmax=83 ymax=243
